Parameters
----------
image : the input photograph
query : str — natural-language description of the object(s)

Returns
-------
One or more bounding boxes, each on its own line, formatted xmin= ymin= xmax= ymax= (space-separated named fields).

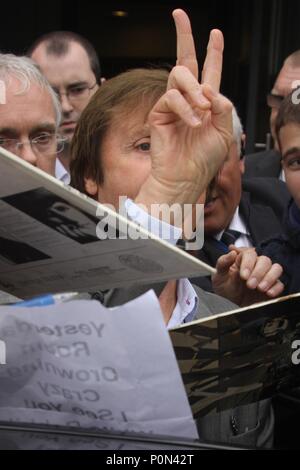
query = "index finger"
xmin=201 ymin=29 xmax=224 ymax=92
xmin=215 ymin=250 xmax=237 ymax=275
xmin=172 ymin=9 xmax=198 ymax=80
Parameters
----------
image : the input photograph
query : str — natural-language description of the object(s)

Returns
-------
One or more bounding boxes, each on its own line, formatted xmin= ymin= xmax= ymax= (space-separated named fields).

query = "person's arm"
xmin=135 ymin=9 xmax=233 ymax=225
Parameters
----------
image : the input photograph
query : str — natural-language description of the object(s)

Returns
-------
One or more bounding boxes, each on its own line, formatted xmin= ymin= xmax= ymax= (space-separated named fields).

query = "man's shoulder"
xmin=240 ymin=177 xmax=290 ymax=244
xmin=244 ymin=149 xmax=281 ymax=178
xmin=242 ymin=176 xmax=290 ymax=209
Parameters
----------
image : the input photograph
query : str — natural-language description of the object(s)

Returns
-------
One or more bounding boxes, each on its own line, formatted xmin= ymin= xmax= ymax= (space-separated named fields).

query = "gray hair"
xmin=232 ymin=106 xmax=244 ymax=156
xmin=0 ymin=54 xmax=61 ymax=127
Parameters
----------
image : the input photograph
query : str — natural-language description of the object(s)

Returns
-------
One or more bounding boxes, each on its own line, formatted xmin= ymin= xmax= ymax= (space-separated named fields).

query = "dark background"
xmin=1 ymin=0 xmax=299 ymax=152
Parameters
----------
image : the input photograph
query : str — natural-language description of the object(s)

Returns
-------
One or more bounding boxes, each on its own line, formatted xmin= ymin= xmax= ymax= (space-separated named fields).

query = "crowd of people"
xmin=0 ymin=8 xmax=300 ymax=449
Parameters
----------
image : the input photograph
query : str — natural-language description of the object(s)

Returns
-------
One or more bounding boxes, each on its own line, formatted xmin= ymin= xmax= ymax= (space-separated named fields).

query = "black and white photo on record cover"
xmin=2 ymin=188 xmax=100 ymax=244
xmin=0 ymin=235 xmax=50 ymax=265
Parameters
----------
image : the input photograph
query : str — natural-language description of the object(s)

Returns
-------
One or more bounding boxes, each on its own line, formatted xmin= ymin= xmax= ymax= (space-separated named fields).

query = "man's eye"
xmin=136 ymin=141 xmax=151 ymax=152
xmin=0 ymin=138 xmax=15 ymax=147
xmin=34 ymin=134 xmax=53 ymax=144
xmin=287 ymin=157 xmax=300 ymax=169
xmin=70 ymin=86 xmax=85 ymax=95
xmin=53 ymin=204 xmax=68 ymax=212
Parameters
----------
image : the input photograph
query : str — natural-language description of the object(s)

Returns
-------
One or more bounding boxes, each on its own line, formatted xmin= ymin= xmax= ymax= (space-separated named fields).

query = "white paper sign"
xmin=0 ymin=292 xmax=198 ymax=440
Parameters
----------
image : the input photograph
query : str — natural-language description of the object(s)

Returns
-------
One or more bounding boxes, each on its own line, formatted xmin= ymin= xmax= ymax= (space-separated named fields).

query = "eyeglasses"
xmin=0 ymin=133 xmax=67 ymax=156
xmin=267 ymin=93 xmax=284 ymax=109
xmin=54 ymin=83 xmax=97 ymax=104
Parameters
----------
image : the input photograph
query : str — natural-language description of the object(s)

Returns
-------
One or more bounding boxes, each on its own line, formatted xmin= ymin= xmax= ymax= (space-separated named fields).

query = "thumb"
xmin=215 ymin=250 xmax=237 ymax=275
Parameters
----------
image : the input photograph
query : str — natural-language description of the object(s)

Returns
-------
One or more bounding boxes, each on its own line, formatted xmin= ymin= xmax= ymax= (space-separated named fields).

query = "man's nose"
xmin=17 ymin=143 xmax=37 ymax=166
xmin=60 ymin=93 xmax=73 ymax=114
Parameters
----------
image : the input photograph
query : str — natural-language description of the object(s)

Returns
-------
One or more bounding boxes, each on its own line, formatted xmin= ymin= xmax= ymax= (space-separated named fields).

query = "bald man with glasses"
xmin=28 ymin=31 xmax=101 ymax=171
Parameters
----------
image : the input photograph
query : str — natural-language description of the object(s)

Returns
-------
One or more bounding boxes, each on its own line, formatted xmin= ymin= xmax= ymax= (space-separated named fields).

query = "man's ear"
xmin=239 ymin=133 xmax=246 ymax=174
xmin=241 ymin=133 xmax=246 ymax=149
xmin=84 ymin=177 xmax=98 ymax=197
xmin=239 ymin=158 xmax=245 ymax=175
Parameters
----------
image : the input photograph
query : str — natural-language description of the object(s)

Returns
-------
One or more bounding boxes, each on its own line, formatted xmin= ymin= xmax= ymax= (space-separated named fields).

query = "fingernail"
xmin=196 ymin=92 xmax=210 ymax=108
xmin=242 ymin=269 xmax=250 ymax=279
xmin=247 ymin=277 xmax=258 ymax=289
xmin=258 ymin=281 xmax=268 ymax=292
xmin=191 ymin=114 xmax=202 ymax=127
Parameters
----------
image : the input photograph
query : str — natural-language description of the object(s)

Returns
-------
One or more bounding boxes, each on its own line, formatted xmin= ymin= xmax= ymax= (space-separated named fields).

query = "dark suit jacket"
xmin=192 ymin=177 xmax=290 ymax=292
xmin=244 ymin=150 xmax=282 ymax=178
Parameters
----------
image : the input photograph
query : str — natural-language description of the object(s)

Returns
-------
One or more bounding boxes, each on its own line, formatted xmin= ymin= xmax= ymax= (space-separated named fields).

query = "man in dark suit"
xmin=192 ymin=108 xmax=290 ymax=293
xmin=245 ymin=50 xmax=300 ymax=179
xmin=244 ymin=149 xmax=282 ymax=179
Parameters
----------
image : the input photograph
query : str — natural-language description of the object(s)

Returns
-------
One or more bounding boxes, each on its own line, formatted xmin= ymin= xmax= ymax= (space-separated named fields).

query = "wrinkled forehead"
xmin=0 ymin=78 xmax=57 ymax=134
xmin=0 ymin=73 xmax=33 ymax=97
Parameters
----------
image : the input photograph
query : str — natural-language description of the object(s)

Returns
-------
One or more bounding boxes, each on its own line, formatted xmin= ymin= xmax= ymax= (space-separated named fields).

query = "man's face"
xmin=270 ymin=64 xmax=300 ymax=145
xmin=279 ymin=122 xmax=300 ymax=208
xmin=85 ymin=112 xmax=153 ymax=209
xmin=0 ymin=77 xmax=57 ymax=175
xmin=203 ymin=142 xmax=244 ymax=235
xmin=31 ymin=42 xmax=98 ymax=140
xmin=83 ymin=109 xmax=207 ymax=233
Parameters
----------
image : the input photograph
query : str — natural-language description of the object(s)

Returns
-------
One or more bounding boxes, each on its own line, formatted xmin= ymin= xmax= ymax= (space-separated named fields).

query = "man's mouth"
xmin=61 ymin=121 xmax=76 ymax=128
